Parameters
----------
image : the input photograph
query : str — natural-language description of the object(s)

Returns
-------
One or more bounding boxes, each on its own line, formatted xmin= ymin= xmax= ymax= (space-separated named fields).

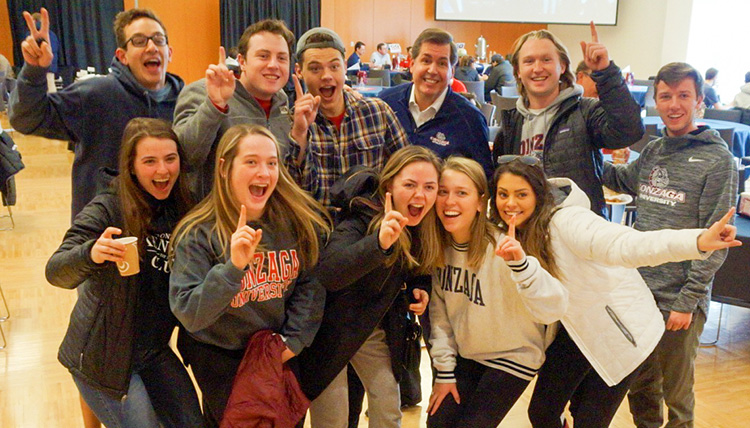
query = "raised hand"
xmin=427 ymin=382 xmax=460 ymax=415
xmin=697 ymin=207 xmax=742 ymax=251
xmin=579 ymin=21 xmax=609 ymax=72
xmin=21 ymin=8 xmax=53 ymax=68
xmin=230 ymin=205 xmax=263 ymax=270
xmin=206 ymin=46 xmax=236 ymax=109
xmin=291 ymin=74 xmax=321 ymax=148
xmin=90 ymin=227 xmax=125 ymax=264
xmin=409 ymin=288 xmax=430 ymax=316
xmin=495 ymin=214 xmax=526 ymax=262
xmin=378 ymin=192 xmax=408 ymax=251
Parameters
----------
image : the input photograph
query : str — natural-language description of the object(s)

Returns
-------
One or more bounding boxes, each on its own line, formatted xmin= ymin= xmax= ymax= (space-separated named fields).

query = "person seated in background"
xmin=224 ymin=46 xmax=241 ymax=78
xmin=703 ymin=67 xmax=725 ymax=109
xmin=453 ymin=55 xmax=485 ymax=82
xmin=347 ymin=41 xmax=365 ymax=68
xmin=173 ymin=19 xmax=303 ymax=199
xmin=484 ymin=53 xmax=515 ymax=102
xmin=575 ymin=60 xmax=597 ymax=98
xmin=732 ymin=71 xmax=750 ymax=108
xmin=380 ymin=28 xmax=493 ymax=180
xmin=370 ymin=42 xmax=391 ymax=69
xmin=399 ymin=46 xmax=413 ymax=70
xmin=491 ymin=22 xmax=643 ymax=218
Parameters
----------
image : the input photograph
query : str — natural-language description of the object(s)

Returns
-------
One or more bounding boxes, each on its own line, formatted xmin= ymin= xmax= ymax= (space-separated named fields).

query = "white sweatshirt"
xmin=429 ymin=234 xmax=568 ymax=382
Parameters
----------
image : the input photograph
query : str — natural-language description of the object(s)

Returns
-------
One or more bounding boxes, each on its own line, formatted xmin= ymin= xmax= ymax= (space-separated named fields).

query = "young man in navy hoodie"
xmin=10 ymin=8 xmax=184 ymax=221
xmin=603 ymin=62 xmax=737 ymax=428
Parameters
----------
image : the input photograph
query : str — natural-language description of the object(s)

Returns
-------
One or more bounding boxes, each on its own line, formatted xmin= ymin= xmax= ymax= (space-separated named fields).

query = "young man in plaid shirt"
xmin=288 ymin=27 xmax=409 ymax=212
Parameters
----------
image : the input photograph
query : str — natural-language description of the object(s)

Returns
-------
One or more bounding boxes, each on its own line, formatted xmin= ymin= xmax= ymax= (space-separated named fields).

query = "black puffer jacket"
xmin=492 ymin=62 xmax=644 ymax=217
xmin=297 ymin=166 xmax=428 ymax=400
xmin=46 ymin=190 xmax=181 ymax=399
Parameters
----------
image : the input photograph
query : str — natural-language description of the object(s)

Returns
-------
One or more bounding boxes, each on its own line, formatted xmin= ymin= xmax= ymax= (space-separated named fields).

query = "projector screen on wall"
xmin=435 ymin=0 xmax=619 ymax=25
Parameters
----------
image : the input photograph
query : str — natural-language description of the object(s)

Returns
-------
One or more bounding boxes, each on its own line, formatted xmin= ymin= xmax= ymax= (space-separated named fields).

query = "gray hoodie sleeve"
xmin=672 ymin=155 xmax=738 ymax=313
xmin=278 ymin=268 xmax=325 ymax=354
xmin=172 ymin=79 xmax=227 ymax=169
xmin=601 ymin=155 xmax=643 ymax=196
xmin=169 ymin=225 xmax=246 ymax=333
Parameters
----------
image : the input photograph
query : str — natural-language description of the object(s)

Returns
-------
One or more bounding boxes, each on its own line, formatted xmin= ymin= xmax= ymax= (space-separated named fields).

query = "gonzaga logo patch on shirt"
xmin=638 ymin=166 xmax=686 ymax=207
xmin=430 ymin=132 xmax=450 ymax=147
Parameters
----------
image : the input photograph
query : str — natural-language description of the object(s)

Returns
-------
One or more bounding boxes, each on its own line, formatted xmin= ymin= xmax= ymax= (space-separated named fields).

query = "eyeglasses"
xmin=124 ymin=33 xmax=168 ymax=48
xmin=497 ymin=155 xmax=540 ymax=165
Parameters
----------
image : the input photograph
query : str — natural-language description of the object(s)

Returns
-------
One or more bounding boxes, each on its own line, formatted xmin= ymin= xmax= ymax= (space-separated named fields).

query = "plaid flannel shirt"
xmin=287 ymin=90 xmax=409 ymax=210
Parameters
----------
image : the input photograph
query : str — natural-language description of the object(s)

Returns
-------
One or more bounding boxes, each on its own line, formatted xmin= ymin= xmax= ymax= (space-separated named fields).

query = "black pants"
xmin=426 ymin=356 xmax=529 ymax=428
xmin=528 ymin=327 xmax=642 ymax=428
xmin=177 ymin=330 xmax=244 ymax=428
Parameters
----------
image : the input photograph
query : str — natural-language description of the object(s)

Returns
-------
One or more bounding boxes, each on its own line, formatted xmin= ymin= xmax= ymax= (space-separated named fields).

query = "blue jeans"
xmin=74 ymin=347 xmax=203 ymax=428
xmin=73 ymin=372 xmax=160 ymax=428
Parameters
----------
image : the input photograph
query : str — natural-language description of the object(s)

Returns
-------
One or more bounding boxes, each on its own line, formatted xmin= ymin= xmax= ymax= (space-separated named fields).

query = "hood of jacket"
xmin=548 ymin=176 xmax=592 ymax=211
xmin=516 ymin=85 xmax=583 ymax=118
xmin=741 ymin=82 xmax=750 ymax=96
xmin=329 ymin=165 xmax=381 ymax=214
xmin=108 ymin=56 xmax=184 ymax=102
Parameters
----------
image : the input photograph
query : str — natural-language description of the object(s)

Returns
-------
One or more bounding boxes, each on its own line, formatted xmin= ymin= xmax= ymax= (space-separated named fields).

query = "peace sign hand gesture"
xmin=697 ymin=207 xmax=742 ymax=252
xmin=579 ymin=21 xmax=609 ymax=72
xmin=230 ymin=205 xmax=263 ymax=270
xmin=495 ymin=214 xmax=526 ymax=262
xmin=291 ymin=74 xmax=321 ymax=149
xmin=21 ymin=8 xmax=53 ymax=68
xmin=378 ymin=192 xmax=408 ymax=251
xmin=206 ymin=46 xmax=236 ymax=109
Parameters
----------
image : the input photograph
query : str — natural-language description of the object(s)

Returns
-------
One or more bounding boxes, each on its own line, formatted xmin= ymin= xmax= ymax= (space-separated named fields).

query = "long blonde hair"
xmin=366 ymin=146 xmax=443 ymax=275
xmin=437 ymin=157 xmax=498 ymax=269
xmin=170 ymin=124 xmax=331 ymax=269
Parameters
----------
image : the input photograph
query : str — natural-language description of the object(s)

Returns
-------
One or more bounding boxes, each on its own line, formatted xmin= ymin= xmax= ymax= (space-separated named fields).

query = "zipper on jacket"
xmin=605 ymin=305 xmax=637 ymax=347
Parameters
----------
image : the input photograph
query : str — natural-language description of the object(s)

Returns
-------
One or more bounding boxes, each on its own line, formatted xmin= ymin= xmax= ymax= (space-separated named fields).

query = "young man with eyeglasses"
xmin=9 ymin=8 xmax=184 ymax=220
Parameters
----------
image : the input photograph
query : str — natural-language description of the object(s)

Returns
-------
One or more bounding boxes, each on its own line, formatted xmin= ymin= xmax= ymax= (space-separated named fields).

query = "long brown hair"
xmin=170 ymin=124 xmax=331 ymax=269
xmin=365 ymin=146 xmax=443 ymax=274
xmin=509 ymin=29 xmax=575 ymax=105
xmin=116 ymin=118 xmax=192 ymax=256
xmin=437 ymin=157 xmax=498 ymax=269
xmin=489 ymin=159 xmax=560 ymax=278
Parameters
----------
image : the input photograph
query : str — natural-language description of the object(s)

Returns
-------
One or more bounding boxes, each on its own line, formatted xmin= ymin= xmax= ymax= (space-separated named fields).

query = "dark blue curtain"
xmin=7 ymin=0 xmax=123 ymax=74
xmin=220 ymin=0 xmax=321 ymax=53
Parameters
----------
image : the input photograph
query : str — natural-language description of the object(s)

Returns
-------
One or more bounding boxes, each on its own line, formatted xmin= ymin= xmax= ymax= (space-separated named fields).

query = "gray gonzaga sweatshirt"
xmin=602 ymin=126 xmax=738 ymax=316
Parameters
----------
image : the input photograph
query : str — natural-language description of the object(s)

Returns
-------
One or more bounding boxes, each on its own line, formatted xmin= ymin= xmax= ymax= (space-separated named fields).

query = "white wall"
xmin=687 ymin=0 xmax=750 ymax=103
xmin=548 ymin=0 xmax=692 ymax=80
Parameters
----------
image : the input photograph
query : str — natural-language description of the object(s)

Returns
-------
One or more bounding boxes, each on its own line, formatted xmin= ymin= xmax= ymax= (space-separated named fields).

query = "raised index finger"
xmin=508 ymin=214 xmax=516 ymax=240
xmin=717 ymin=207 xmax=736 ymax=227
xmin=293 ymin=74 xmax=304 ymax=100
xmin=218 ymin=46 xmax=226 ymax=66
xmin=237 ymin=204 xmax=247 ymax=231
xmin=590 ymin=21 xmax=599 ymax=43
xmin=384 ymin=192 xmax=393 ymax=213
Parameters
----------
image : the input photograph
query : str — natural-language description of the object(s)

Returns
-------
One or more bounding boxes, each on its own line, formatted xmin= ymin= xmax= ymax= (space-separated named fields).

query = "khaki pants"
xmin=628 ymin=310 xmax=706 ymax=428
xmin=309 ymin=327 xmax=401 ymax=428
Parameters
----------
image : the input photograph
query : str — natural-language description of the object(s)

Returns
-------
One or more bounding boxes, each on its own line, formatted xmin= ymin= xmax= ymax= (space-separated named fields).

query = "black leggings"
xmin=427 ymin=356 xmax=529 ymax=428
xmin=528 ymin=327 xmax=642 ymax=428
